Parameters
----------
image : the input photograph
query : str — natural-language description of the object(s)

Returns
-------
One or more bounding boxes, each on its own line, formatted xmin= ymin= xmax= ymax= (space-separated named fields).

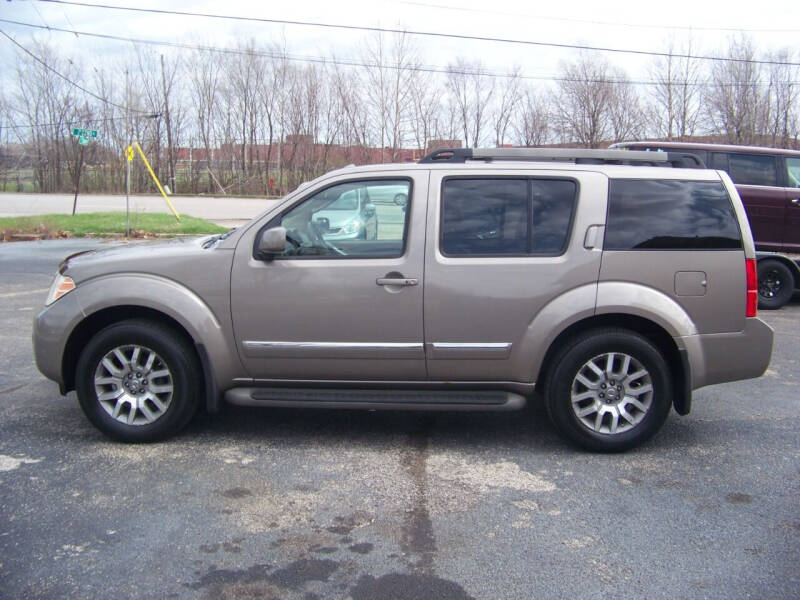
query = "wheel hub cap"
xmin=570 ymin=352 xmax=653 ymax=435
xmin=93 ymin=345 xmax=174 ymax=426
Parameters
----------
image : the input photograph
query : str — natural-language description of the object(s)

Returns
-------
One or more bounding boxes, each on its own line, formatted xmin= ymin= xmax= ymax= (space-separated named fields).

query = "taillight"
xmin=745 ymin=259 xmax=758 ymax=318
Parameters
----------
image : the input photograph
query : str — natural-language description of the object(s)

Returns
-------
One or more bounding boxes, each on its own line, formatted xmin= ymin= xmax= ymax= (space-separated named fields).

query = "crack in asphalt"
xmin=0 ymin=382 xmax=30 ymax=395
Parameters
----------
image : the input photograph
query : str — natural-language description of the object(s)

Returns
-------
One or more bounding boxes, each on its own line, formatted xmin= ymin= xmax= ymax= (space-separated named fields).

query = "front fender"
xmin=74 ymin=273 xmax=242 ymax=390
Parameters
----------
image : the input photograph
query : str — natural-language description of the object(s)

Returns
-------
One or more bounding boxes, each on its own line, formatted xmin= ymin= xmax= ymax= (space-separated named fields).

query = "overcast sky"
xmin=2 ymin=0 xmax=799 ymax=89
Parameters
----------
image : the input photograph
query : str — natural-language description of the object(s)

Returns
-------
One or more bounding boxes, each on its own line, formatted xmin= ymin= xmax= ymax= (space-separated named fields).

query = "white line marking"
xmin=0 ymin=288 xmax=49 ymax=299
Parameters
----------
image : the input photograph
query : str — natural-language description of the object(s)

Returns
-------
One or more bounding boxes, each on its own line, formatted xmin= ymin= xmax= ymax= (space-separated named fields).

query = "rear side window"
xmin=605 ymin=179 xmax=742 ymax=250
xmin=441 ymin=178 xmax=576 ymax=256
xmin=727 ymin=153 xmax=778 ymax=186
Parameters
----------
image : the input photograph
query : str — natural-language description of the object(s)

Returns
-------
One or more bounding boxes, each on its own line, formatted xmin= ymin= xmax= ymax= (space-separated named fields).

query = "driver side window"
xmin=278 ymin=179 xmax=411 ymax=258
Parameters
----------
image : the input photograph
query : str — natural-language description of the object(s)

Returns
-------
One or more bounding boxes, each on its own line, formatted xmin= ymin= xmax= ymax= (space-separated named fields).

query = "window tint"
xmin=441 ymin=178 xmax=576 ymax=256
xmin=786 ymin=157 xmax=800 ymax=188
xmin=442 ymin=179 xmax=528 ymax=255
xmin=727 ymin=153 xmax=777 ymax=186
xmin=605 ymin=179 xmax=742 ymax=250
xmin=531 ymin=180 xmax=576 ymax=253
xmin=277 ymin=179 xmax=410 ymax=258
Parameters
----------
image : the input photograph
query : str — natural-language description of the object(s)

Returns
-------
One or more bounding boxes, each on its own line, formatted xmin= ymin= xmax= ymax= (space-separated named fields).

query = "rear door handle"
xmin=376 ymin=277 xmax=418 ymax=287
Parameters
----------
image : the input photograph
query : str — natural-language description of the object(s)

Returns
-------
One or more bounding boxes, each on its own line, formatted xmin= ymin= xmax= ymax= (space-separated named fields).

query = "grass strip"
xmin=0 ymin=212 xmax=227 ymax=239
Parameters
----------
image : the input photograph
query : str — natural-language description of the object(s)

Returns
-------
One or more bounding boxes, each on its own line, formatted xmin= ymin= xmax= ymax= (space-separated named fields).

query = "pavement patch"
xmin=0 ymin=454 xmax=41 ymax=472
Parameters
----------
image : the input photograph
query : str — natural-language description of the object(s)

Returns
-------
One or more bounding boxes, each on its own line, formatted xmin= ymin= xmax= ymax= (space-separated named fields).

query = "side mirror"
xmin=256 ymin=226 xmax=286 ymax=259
xmin=364 ymin=202 xmax=376 ymax=217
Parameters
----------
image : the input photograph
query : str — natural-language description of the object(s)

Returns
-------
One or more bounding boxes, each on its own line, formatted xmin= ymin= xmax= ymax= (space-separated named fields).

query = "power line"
xmin=3 ymin=18 xmax=796 ymax=88
xmin=2 ymin=115 xmax=130 ymax=130
xmin=395 ymin=0 xmax=800 ymax=34
xmin=37 ymin=0 xmax=800 ymax=67
xmin=0 ymin=29 xmax=151 ymax=114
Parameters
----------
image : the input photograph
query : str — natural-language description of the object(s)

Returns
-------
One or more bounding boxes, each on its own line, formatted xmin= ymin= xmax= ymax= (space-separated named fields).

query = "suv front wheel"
xmin=75 ymin=319 xmax=201 ymax=442
xmin=545 ymin=328 xmax=672 ymax=452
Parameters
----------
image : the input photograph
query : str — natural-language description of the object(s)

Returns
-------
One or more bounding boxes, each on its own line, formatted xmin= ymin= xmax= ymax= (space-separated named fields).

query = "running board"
xmin=224 ymin=387 xmax=526 ymax=411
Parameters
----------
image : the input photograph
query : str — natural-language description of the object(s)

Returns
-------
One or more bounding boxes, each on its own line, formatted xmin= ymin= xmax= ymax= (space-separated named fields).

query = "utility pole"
xmin=72 ymin=101 xmax=90 ymax=216
xmin=125 ymin=68 xmax=131 ymax=237
xmin=72 ymin=144 xmax=83 ymax=216
xmin=160 ymin=54 xmax=175 ymax=194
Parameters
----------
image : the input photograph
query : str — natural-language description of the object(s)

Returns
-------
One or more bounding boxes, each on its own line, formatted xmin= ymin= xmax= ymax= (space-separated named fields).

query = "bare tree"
xmin=514 ymin=85 xmax=551 ymax=146
xmin=762 ymin=48 xmax=800 ymax=148
xmin=446 ymin=58 xmax=495 ymax=147
xmin=493 ymin=67 xmax=522 ymax=146
xmin=407 ymin=66 xmax=445 ymax=155
xmin=608 ymin=79 xmax=645 ymax=143
xmin=362 ymin=32 xmax=417 ymax=161
xmin=705 ymin=35 xmax=766 ymax=145
xmin=647 ymin=36 xmax=703 ymax=139
xmin=553 ymin=54 xmax=615 ymax=148
xmin=187 ymin=48 xmax=222 ymax=192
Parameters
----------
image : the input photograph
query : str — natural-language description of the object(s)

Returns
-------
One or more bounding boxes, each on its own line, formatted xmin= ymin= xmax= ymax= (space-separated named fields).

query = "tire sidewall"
xmin=547 ymin=331 xmax=672 ymax=452
xmin=75 ymin=321 xmax=199 ymax=442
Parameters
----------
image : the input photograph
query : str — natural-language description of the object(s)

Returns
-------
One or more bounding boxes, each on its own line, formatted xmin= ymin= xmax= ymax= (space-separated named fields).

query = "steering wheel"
xmin=308 ymin=219 xmax=346 ymax=256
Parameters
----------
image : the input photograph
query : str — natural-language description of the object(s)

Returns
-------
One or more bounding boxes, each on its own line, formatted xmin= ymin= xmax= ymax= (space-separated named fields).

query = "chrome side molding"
xmin=428 ymin=342 xmax=512 ymax=360
xmin=242 ymin=340 xmax=424 ymax=359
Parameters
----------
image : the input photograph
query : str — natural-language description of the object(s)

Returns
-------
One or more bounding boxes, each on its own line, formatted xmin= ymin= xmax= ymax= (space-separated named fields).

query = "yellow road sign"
xmin=125 ymin=146 xmax=134 ymax=162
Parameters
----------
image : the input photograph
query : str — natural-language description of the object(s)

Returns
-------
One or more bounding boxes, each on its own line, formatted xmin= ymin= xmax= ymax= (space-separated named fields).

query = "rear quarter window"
xmin=605 ymin=179 xmax=742 ymax=250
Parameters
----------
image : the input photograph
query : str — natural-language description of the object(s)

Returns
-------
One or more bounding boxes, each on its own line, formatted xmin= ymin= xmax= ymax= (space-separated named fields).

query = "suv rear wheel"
xmin=545 ymin=328 xmax=672 ymax=452
xmin=75 ymin=319 xmax=201 ymax=442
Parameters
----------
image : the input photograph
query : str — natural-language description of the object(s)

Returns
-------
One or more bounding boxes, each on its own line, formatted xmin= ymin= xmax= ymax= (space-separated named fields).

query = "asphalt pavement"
xmin=0 ymin=240 xmax=798 ymax=600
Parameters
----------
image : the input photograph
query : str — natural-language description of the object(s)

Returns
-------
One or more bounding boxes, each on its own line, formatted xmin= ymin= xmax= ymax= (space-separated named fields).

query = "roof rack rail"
xmin=418 ymin=147 xmax=706 ymax=168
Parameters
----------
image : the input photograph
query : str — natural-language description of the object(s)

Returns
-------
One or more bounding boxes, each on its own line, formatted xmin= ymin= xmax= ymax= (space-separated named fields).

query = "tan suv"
xmin=33 ymin=148 xmax=774 ymax=451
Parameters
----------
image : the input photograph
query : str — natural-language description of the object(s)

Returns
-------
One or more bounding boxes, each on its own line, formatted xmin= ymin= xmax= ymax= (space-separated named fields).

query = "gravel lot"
xmin=1 ymin=240 xmax=798 ymax=600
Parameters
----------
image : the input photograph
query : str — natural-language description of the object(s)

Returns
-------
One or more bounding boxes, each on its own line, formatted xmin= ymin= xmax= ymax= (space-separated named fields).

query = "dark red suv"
xmin=612 ymin=141 xmax=800 ymax=308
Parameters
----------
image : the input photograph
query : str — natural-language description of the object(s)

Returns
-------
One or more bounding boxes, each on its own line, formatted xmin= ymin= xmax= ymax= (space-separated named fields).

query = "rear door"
xmin=423 ymin=169 xmax=605 ymax=382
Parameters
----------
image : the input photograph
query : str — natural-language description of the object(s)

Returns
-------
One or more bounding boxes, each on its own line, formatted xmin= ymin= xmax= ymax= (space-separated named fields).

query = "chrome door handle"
xmin=376 ymin=277 xmax=418 ymax=286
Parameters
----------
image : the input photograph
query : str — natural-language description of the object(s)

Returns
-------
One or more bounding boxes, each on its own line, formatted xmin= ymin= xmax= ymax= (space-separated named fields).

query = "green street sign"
xmin=71 ymin=128 xmax=98 ymax=138
xmin=78 ymin=136 xmax=89 ymax=146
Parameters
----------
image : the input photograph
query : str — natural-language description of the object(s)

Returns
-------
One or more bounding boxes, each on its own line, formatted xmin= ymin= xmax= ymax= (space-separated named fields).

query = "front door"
xmin=231 ymin=173 xmax=428 ymax=381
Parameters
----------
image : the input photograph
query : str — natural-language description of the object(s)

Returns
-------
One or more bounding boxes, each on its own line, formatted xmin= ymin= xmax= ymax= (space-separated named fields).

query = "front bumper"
xmin=32 ymin=291 xmax=84 ymax=389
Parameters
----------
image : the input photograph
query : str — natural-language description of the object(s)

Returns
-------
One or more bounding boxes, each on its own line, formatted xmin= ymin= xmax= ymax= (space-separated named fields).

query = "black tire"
xmin=75 ymin=319 xmax=201 ymax=442
xmin=544 ymin=328 xmax=672 ymax=452
xmin=757 ymin=259 xmax=794 ymax=310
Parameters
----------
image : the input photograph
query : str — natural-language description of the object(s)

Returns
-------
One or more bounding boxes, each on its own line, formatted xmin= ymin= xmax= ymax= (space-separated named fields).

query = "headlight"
xmin=45 ymin=273 xmax=75 ymax=306
xmin=341 ymin=219 xmax=363 ymax=235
